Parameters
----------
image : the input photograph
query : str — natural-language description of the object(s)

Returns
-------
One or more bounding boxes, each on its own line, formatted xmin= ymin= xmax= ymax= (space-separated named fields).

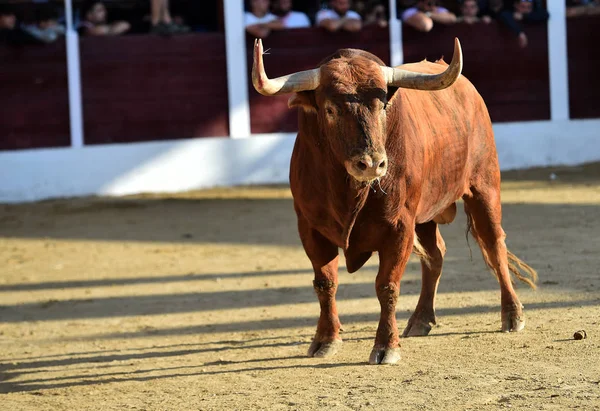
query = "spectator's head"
xmin=249 ymin=0 xmax=270 ymax=17
xmin=272 ymin=0 xmax=293 ymax=15
xmin=330 ymin=0 xmax=352 ymax=15
xmin=460 ymin=0 xmax=479 ymax=18
xmin=514 ymin=0 xmax=534 ymax=14
xmin=35 ymin=6 xmax=60 ymax=29
xmin=82 ymin=1 xmax=108 ymax=24
xmin=0 ymin=6 xmax=17 ymax=30
xmin=416 ymin=0 xmax=439 ymax=13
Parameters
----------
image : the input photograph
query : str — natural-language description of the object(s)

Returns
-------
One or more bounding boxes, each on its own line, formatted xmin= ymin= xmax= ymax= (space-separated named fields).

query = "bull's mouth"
xmin=345 ymin=166 xmax=386 ymax=183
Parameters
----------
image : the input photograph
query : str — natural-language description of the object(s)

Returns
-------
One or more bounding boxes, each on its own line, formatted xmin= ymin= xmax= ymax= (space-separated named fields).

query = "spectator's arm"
xmin=403 ymin=12 xmax=434 ymax=32
xmin=319 ymin=18 xmax=344 ymax=32
xmin=430 ymin=9 xmax=457 ymax=24
xmin=85 ymin=21 xmax=130 ymax=36
xmin=246 ymin=24 xmax=270 ymax=38
xmin=110 ymin=21 xmax=130 ymax=35
xmin=264 ymin=19 xmax=285 ymax=30
xmin=342 ymin=17 xmax=362 ymax=32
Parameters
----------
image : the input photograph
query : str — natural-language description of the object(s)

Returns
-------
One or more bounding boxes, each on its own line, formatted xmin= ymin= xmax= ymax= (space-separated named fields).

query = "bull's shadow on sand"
xmin=0 ymin=347 xmax=366 ymax=394
xmin=0 ymin=310 xmax=596 ymax=395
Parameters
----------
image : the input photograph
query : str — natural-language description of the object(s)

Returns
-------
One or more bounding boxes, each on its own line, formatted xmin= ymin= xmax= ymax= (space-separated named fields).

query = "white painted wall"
xmin=1 ymin=119 xmax=599 ymax=203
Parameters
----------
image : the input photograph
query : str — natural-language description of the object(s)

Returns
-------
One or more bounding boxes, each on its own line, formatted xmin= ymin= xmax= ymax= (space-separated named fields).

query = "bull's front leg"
xmin=369 ymin=223 xmax=414 ymax=365
xmin=297 ymin=215 xmax=342 ymax=358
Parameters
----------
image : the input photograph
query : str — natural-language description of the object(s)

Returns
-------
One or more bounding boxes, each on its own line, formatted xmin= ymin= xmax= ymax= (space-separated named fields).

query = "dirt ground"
xmin=1 ymin=162 xmax=600 ymax=410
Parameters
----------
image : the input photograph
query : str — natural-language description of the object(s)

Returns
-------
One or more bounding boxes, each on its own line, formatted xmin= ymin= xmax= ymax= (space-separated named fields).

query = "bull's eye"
xmin=325 ymin=107 xmax=334 ymax=116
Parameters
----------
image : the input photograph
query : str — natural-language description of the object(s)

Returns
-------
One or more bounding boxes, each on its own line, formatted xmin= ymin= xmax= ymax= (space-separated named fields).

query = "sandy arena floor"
xmin=1 ymin=163 xmax=600 ymax=410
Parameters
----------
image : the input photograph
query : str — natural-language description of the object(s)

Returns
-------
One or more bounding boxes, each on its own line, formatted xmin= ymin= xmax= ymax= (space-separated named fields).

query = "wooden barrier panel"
xmin=80 ymin=33 xmax=229 ymax=144
xmin=3 ymin=17 xmax=598 ymax=151
xmin=0 ymin=42 xmax=70 ymax=151
xmin=402 ymin=21 xmax=551 ymax=123
xmin=246 ymin=26 xmax=390 ymax=134
xmin=567 ymin=15 xmax=600 ymax=119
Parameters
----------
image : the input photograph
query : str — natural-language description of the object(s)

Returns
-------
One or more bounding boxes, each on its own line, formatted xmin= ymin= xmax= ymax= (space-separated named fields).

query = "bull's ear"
xmin=288 ymin=91 xmax=317 ymax=113
xmin=386 ymin=87 xmax=400 ymax=108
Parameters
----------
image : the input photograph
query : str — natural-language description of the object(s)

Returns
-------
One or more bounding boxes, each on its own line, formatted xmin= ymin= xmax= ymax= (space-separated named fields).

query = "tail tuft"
xmin=507 ymin=250 xmax=538 ymax=289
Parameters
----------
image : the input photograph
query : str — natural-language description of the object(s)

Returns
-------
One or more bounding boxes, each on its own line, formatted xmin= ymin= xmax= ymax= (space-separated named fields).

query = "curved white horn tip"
xmin=453 ymin=37 xmax=463 ymax=67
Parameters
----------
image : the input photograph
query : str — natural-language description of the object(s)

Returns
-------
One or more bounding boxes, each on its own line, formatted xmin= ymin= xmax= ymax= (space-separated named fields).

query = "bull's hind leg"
xmin=297 ymin=216 xmax=343 ymax=358
xmin=463 ymin=186 xmax=526 ymax=332
xmin=402 ymin=221 xmax=446 ymax=337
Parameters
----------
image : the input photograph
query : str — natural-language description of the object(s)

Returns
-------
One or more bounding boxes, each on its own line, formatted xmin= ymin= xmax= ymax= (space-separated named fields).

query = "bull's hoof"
xmin=307 ymin=339 xmax=342 ymax=358
xmin=502 ymin=309 xmax=525 ymax=333
xmin=402 ymin=312 xmax=435 ymax=337
xmin=368 ymin=346 xmax=401 ymax=365
xmin=402 ymin=318 xmax=433 ymax=338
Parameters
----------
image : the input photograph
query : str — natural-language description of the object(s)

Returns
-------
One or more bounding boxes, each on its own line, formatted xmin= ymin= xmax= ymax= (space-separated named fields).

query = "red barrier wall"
xmin=80 ymin=33 xmax=229 ymax=144
xmin=567 ymin=15 xmax=600 ymax=119
xmin=0 ymin=42 xmax=70 ymax=150
xmin=1 ymin=15 xmax=599 ymax=151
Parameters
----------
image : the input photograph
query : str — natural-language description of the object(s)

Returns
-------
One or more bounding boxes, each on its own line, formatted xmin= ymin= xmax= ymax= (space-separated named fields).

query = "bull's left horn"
xmin=381 ymin=38 xmax=463 ymax=91
xmin=252 ymin=39 xmax=320 ymax=96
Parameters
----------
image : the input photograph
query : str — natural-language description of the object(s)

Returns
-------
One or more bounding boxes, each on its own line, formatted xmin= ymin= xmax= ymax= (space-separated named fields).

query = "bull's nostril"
xmin=357 ymin=161 xmax=368 ymax=171
xmin=378 ymin=160 xmax=386 ymax=169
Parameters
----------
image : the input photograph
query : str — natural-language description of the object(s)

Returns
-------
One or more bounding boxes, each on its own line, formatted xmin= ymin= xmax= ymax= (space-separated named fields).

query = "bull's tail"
xmin=507 ymin=250 xmax=538 ymax=289
xmin=466 ymin=213 xmax=538 ymax=289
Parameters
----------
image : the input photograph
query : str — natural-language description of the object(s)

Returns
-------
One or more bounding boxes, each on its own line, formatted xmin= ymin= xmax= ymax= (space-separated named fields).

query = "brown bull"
xmin=252 ymin=38 xmax=537 ymax=365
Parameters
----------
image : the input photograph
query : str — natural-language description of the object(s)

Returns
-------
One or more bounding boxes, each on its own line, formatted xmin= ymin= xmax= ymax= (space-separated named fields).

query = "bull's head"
xmin=252 ymin=38 xmax=462 ymax=184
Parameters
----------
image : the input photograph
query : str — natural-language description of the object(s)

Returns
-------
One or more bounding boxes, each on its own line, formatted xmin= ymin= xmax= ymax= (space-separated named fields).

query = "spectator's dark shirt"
xmin=495 ymin=0 xmax=549 ymax=35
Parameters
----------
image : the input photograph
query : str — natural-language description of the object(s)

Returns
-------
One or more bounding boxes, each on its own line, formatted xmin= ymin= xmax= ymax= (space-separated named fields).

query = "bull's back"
xmin=391 ymin=61 xmax=495 ymax=223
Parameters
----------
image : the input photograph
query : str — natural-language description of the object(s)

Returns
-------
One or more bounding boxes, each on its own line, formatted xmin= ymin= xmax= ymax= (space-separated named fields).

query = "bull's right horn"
xmin=252 ymin=39 xmax=320 ymax=96
xmin=381 ymin=37 xmax=463 ymax=91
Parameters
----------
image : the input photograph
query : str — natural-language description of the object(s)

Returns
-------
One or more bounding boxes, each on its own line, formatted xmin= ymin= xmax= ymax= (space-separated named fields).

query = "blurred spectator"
xmin=21 ymin=6 xmax=65 ymax=43
xmin=497 ymin=0 xmax=548 ymax=48
xmin=271 ymin=0 xmax=311 ymax=28
xmin=80 ymin=1 xmax=130 ymax=36
xmin=316 ymin=0 xmax=362 ymax=32
xmin=0 ymin=5 xmax=19 ymax=43
xmin=150 ymin=0 xmax=190 ymax=35
xmin=566 ymin=0 xmax=600 ymax=17
xmin=355 ymin=0 xmax=388 ymax=27
xmin=457 ymin=0 xmax=492 ymax=23
xmin=402 ymin=0 xmax=457 ymax=32
xmin=478 ymin=0 xmax=504 ymax=16
xmin=245 ymin=0 xmax=282 ymax=38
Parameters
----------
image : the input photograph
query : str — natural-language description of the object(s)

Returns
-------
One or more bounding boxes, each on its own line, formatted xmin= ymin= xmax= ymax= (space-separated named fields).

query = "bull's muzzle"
xmin=345 ymin=152 xmax=388 ymax=182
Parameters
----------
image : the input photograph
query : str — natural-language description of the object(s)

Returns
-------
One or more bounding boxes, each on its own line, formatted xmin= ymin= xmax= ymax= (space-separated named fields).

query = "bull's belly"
xmin=415 ymin=185 xmax=466 ymax=224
